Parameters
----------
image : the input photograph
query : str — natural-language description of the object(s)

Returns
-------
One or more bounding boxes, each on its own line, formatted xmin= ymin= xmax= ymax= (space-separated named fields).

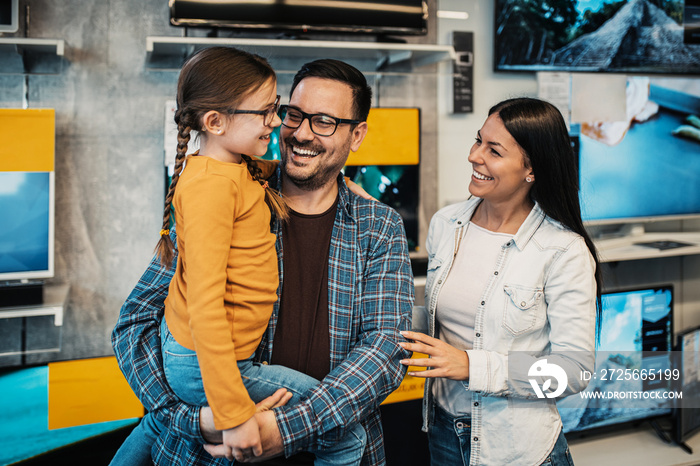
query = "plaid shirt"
xmin=112 ymin=174 xmax=414 ymax=465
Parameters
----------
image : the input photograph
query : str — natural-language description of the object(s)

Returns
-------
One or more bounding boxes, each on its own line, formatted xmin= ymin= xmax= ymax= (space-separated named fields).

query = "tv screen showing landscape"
xmin=558 ymin=286 xmax=674 ymax=435
xmin=495 ymin=0 xmax=700 ymax=74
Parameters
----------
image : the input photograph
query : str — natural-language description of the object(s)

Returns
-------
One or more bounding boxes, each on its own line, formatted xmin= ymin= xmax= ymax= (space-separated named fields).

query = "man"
xmin=112 ymin=58 xmax=414 ymax=465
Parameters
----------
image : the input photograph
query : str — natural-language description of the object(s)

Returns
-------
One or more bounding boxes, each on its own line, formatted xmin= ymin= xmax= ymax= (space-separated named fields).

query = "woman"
xmin=401 ymin=97 xmax=601 ymax=465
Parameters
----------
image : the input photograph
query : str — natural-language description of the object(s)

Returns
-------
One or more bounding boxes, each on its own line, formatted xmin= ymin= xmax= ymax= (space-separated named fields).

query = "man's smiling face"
xmin=280 ymin=77 xmax=365 ymax=191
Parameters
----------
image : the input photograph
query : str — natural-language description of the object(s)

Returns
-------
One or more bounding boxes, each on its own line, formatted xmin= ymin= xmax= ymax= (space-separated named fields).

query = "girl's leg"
xmin=109 ymin=412 xmax=166 ymax=466
xmin=161 ymin=319 xmax=207 ymax=406
xmin=162 ymin=315 xmax=365 ymax=466
xmin=239 ymin=359 xmax=367 ymax=466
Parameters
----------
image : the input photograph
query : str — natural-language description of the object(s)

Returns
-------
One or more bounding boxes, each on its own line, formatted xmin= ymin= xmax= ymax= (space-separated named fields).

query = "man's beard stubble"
xmin=280 ymin=137 xmax=349 ymax=191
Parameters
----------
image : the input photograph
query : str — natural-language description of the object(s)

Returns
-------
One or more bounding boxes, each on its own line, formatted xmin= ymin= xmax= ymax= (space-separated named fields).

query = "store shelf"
xmin=0 ymin=38 xmax=66 ymax=74
xmin=0 ymin=283 xmax=69 ymax=326
xmin=595 ymin=232 xmax=700 ymax=262
xmin=146 ymin=36 xmax=455 ymax=73
xmin=0 ymin=284 xmax=69 ymax=362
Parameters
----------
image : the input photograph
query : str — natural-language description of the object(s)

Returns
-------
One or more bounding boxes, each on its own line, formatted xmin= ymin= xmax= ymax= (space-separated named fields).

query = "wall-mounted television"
xmin=558 ymin=285 xmax=674 ymax=436
xmin=576 ymin=77 xmax=700 ymax=227
xmin=0 ymin=109 xmax=56 ymax=288
xmin=674 ymin=325 xmax=700 ymax=452
xmin=170 ymin=0 xmax=428 ymax=37
xmin=495 ymin=0 xmax=700 ymax=75
xmin=0 ymin=0 xmax=19 ymax=33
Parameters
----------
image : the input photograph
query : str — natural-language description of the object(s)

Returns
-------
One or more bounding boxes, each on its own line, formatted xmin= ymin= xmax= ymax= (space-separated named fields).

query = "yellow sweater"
xmin=164 ymin=155 xmax=278 ymax=430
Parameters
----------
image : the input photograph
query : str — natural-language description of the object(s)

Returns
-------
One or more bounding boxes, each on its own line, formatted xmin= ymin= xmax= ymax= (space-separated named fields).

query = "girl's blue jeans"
xmin=110 ymin=319 xmax=366 ymax=466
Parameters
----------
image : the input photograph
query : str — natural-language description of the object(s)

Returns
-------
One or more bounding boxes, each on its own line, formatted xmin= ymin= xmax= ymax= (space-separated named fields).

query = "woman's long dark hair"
xmin=490 ymin=97 xmax=603 ymax=337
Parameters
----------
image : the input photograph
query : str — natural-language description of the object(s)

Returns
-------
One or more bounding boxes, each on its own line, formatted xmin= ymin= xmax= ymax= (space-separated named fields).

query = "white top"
xmin=433 ymin=222 xmax=512 ymax=416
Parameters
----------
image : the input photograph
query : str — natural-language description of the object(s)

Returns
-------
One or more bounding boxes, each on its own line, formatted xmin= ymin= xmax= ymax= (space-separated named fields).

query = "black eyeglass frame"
xmin=229 ymin=95 xmax=281 ymax=126
xmin=278 ymin=105 xmax=363 ymax=137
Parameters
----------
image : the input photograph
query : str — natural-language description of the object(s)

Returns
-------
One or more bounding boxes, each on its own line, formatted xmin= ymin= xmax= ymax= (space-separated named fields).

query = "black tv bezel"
xmin=561 ymin=284 xmax=676 ymax=439
xmin=169 ymin=0 xmax=429 ymax=37
xmin=493 ymin=0 xmax=700 ymax=76
xmin=674 ymin=324 xmax=700 ymax=446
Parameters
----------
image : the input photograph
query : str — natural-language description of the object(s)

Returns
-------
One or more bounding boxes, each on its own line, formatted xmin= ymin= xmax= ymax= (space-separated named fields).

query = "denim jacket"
xmin=414 ymin=198 xmax=596 ymax=466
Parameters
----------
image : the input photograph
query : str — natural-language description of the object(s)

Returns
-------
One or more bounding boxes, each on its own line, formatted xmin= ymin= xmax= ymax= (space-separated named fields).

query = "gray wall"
xmin=0 ymin=0 xmax=441 ymax=364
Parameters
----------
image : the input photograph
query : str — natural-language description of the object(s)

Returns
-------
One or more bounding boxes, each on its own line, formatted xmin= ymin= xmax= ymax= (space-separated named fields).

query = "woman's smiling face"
xmin=467 ymin=113 xmax=533 ymax=206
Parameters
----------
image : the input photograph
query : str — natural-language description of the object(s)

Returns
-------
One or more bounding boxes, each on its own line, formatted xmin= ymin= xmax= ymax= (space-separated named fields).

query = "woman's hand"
xmin=345 ymin=176 xmax=376 ymax=200
xmin=399 ymin=330 xmax=470 ymax=381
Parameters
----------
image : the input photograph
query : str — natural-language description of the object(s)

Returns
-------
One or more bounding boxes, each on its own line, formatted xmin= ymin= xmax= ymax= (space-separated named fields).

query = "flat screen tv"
xmin=0 ymin=0 xmax=18 ymax=33
xmin=558 ymin=285 xmax=675 ymax=436
xmin=674 ymin=325 xmax=700 ymax=452
xmin=343 ymin=164 xmax=419 ymax=251
xmin=169 ymin=0 xmax=428 ymax=36
xmin=0 ymin=171 xmax=55 ymax=281
xmin=495 ymin=0 xmax=700 ymax=74
xmin=576 ymin=77 xmax=700 ymax=227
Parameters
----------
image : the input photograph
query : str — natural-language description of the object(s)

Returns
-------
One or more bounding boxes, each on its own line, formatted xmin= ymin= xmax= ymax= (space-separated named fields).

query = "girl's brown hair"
xmin=155 ymin=46 xmax=288 ymax=267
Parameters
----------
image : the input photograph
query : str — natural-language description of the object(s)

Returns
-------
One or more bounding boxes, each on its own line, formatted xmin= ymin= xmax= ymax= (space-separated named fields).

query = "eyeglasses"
xmin=229 ymin=95 xmax=281 ymax=126
xmin=279 ymin=105 xmax=362 ymax=137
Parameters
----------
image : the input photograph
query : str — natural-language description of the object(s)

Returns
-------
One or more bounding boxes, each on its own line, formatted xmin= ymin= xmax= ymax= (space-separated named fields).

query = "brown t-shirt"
xmin=271 ymin=201 xmax=337 ymax=381
xmin=262 ymin=202 xmax=338 ymax=466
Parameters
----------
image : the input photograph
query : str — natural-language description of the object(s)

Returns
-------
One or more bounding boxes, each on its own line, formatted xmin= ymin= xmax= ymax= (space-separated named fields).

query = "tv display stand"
xmin=594 ymin=232 xmax=700 ymax=262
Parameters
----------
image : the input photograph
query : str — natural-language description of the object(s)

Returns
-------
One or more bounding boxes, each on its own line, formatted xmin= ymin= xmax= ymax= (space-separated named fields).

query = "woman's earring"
xmin=526 ymin=176 xmax=533 ymax=183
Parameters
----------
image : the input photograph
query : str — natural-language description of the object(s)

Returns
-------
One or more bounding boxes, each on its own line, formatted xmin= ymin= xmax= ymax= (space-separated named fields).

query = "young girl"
xmin=111 ymin=47 xmax=365 ymax=465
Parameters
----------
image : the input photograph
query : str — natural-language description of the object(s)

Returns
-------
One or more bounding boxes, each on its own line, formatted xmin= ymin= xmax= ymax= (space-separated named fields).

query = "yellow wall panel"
xmin=347 ymin=108 xmax=420 ymax=166
xmin=0 ymin=109 xmax=55 ymax=171
xmin=48 ymin=356 xmax=144 ymax=430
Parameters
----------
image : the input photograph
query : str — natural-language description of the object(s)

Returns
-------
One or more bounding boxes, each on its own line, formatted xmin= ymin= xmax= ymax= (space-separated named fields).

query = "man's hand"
xmin=223 ymin=417 xmax=263 ymax=462
xmin=202 ymin=388 xmax=290 ymax=461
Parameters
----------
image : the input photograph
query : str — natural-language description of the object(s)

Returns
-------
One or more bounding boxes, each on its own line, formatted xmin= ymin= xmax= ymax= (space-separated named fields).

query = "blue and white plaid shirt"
xmin=112 ymin=174 xmax=414 ymax=465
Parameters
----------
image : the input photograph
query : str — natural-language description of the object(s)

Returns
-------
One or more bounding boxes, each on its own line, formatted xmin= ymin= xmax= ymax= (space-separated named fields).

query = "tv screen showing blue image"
xmin=558 ymin=286 xmax=674 ymax=435
xmin=577 ymin=78 xmax=700 ymax=225
xmin=0 ymin=172 xmax=54 ymax=280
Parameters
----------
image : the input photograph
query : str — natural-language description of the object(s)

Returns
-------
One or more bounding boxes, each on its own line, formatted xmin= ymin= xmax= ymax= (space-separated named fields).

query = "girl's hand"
xmin=222 ymin=416 xmax=263 ymax=462
xmin=202 ymin=388 xmax=291 ymax=460
xmin=399 ymin=330 xmax=470 ymax=381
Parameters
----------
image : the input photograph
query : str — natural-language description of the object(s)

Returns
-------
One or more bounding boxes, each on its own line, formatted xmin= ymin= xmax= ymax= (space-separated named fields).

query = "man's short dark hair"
xmin=290 ymin=59 xmax=372 ymax=122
